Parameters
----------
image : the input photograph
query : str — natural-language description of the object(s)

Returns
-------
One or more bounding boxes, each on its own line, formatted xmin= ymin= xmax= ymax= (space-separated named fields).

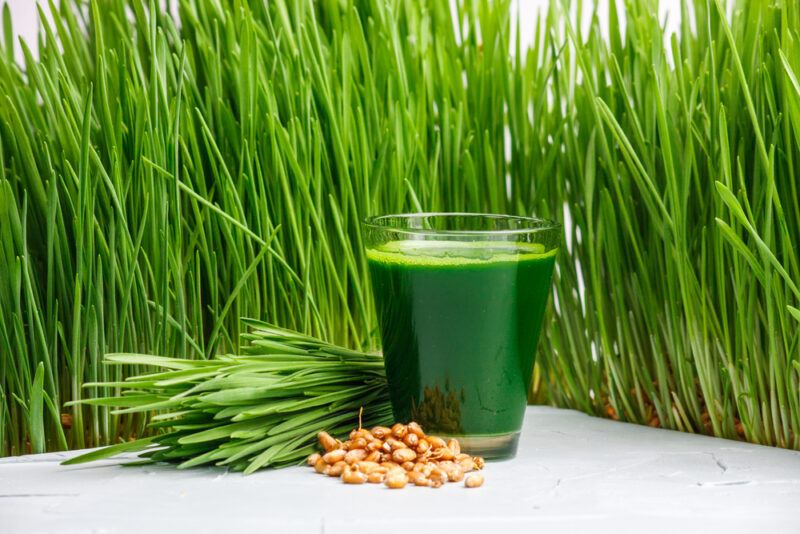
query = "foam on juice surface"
xmin=366 ymin=240 xmax=556 ymax=266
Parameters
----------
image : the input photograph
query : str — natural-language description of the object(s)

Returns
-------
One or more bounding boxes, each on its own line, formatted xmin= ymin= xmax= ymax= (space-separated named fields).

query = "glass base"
xmin=451 ymin=432 xmax=520 ymax=460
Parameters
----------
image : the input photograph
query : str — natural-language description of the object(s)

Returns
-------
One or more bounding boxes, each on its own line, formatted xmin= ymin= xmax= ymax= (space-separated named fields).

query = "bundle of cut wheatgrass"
xmin=63 ymin=320 xmax=391 ymax=473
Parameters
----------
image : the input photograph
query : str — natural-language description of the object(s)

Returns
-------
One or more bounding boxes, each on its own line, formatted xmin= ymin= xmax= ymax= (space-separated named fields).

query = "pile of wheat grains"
xmin=307 ymin=422 xmax=485 ymax=489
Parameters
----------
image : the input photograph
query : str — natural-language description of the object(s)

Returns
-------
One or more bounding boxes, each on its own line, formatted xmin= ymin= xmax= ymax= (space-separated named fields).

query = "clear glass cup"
xmin=363 ymin=213 xmax=560 ymax=459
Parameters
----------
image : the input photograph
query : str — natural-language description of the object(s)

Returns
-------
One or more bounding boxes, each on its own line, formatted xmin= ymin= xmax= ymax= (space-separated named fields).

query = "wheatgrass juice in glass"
xmin=363 ymin=214 xmax=559 ymax=459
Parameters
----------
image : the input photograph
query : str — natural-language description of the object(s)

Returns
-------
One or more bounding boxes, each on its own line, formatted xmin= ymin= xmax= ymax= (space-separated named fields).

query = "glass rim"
xmin=362 ymin=212 xmax=561 ymax=237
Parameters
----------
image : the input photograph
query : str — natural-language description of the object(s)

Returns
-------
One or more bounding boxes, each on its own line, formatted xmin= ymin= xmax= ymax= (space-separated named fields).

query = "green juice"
xmin=367 ymin=240 xmax=556 ymax=453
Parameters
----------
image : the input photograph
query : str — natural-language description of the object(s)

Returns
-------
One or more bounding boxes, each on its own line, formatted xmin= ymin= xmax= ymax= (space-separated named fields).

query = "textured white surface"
xmin=1 ymin=406 xmax=799 ymax=534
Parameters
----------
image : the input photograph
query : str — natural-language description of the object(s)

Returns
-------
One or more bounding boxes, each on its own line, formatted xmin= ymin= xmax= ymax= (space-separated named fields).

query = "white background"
xmin=3 ymin=0 xmax=685 ymax=61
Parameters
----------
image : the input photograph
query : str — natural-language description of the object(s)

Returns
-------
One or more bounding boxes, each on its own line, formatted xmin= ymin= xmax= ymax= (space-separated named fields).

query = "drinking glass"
xmin=363 ymin=213 xmax=560 ymax=459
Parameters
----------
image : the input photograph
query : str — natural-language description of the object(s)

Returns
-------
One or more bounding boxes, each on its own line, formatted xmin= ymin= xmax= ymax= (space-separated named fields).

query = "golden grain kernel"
xmin=350 ymin=428 xmax=373 ymax=441
xmin=371 ymin=426 xmax=391 ymax=440
xmin=385 ymin=438 xmax=406 ymax=451
xmin=401 ymin=461 xmax=415 ymax=471
xmin=403 ymin=433 xmax=419 ymax=448
xmin=380 ymin=461 xmax=401 ymax=470
xmin=352 ymin=437 xmax=368 ymax=449
xmin=344 ymin=448 xmax=367 ymax=464
xmin=342 ymin=466 xmax=368 ymax=484
xmin=446 ymin=465 xmax=465 ymax=482
xmin=447 ymin=439 xmax=461 ymax=456
xmin=322 ymin=449 xmax=346 ymax=464
xmin=416 ymin=439 xmax=430 ymax=453
xmin=350 ymin=428 xmax=372 ymax=441
xmin=431 ymin=446 xmax=454 ymax=461
xmin=414 ymin=475 xmax=430 ymax=487
xmin=365 ymin=450 xmax=382 ymax=463
xmin=384 ymin=471 xmax=408 ymax=489
xmin=458 ymin=458 xmax=476 ymax=472
xmin=354 ymin=461 xmax=381 ymax=474
xmin=407 ymin=422 xmax=425 ymax=437
xmin=406 ymin=470 xmax=424 ymax=484
xmin=366 ymin=440 xmax=383 ymax=452
xmin=465 ymin=474 xmax=484 ymax=488
xmin=473 ymin=456 xmax=485 ymax=470
xmin=367 ymin=471 xmax=386 ymax=484
xmin=391 ymin=423 xmax=408 ymax=439
xmin=307 ymin=453 xmax=321 ymax=466
xmin=455 ymin=453 xmax=470 ymax=462
xmin=328 ymin=461 xmax=347 ymax=477
xmin=318 ymin=431 xmax=339 ymax=452
xmin=427 ymin=436 xmax=446 ymax=448
xmin=429 ymin=467 xmax=448 ymax=486
xmin=314 ymin=456 xmax=328 ymax=474
xmin=380 ymin=452 xmax=393 ymax=463
xmin=392 ymin=448 xmax=417 ymax=464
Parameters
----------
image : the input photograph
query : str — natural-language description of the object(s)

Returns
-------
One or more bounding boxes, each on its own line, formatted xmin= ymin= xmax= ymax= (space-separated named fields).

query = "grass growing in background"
xmin=0 ymin=0 xmax=798 ymax=456
xmin=0 ymin=0 xmax=521 ymax=455
xmin=539 ymin=0 xmax=800 ymax=448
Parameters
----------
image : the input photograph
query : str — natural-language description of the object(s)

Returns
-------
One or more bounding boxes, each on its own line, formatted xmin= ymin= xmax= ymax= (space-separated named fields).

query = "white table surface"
xmin=1 ymin=406 xmax=798 ymax=533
